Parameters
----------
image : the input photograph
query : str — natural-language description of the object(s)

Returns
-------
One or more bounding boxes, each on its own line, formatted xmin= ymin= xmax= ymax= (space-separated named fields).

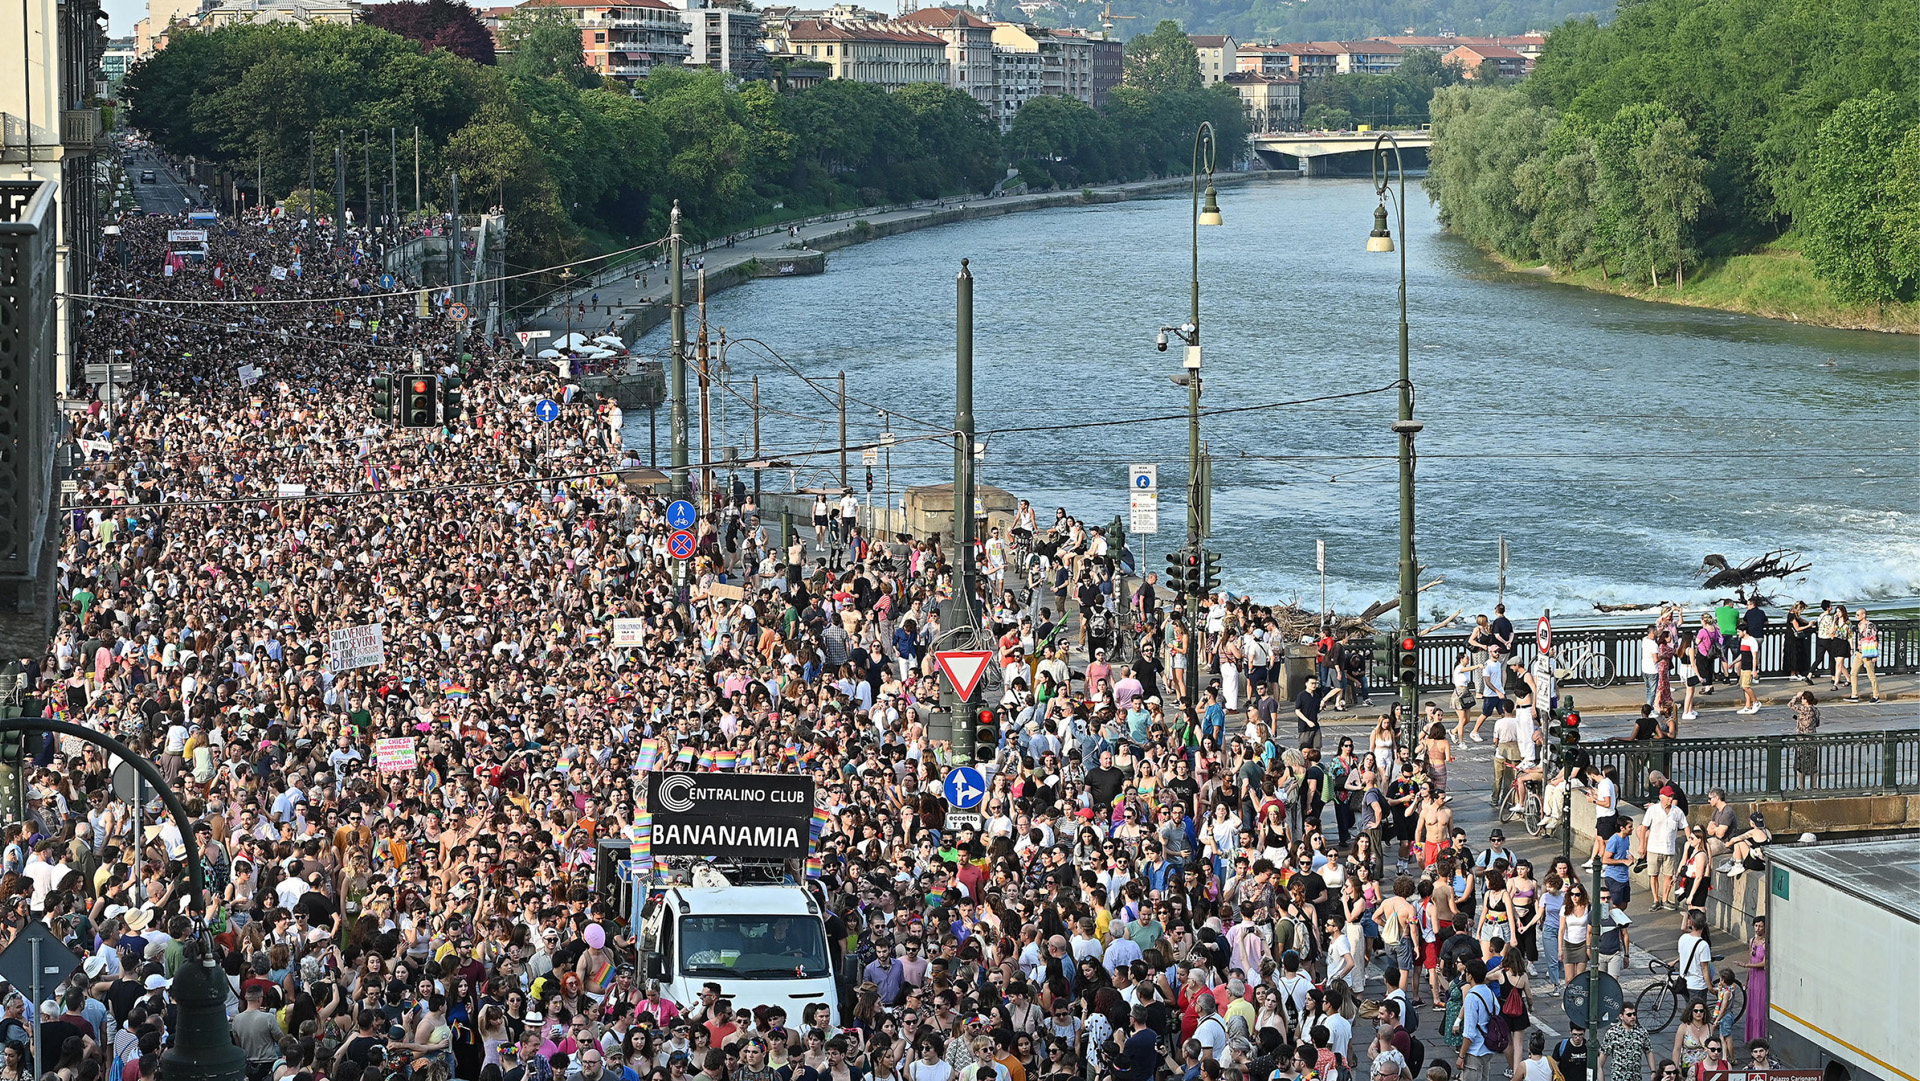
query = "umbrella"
xmin=537 ymin=349 xmax=562 ymax=358
xmin=557 ymin=332 xmax=592 ymax=349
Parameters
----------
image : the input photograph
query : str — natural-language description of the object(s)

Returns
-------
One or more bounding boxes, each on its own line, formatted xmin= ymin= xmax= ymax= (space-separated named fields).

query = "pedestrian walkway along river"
xmin=631 ymin=179 xmax=1920 ymax=618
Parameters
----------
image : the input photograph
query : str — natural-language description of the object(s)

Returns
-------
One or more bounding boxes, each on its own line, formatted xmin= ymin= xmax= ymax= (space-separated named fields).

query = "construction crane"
xmin=1097 ymin=1 xmax=1138 ymax=38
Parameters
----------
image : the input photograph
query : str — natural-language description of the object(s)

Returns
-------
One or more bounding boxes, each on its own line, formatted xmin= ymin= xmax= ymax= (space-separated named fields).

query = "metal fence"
xmin=1581 ymin=729 xmax=1920 ymax=804
xmin=1363 ymin=617 xmax=1920 ymax=693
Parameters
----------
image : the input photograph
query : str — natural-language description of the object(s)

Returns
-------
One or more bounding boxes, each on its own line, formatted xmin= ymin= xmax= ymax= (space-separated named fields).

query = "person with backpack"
xmin=1366 ymin=999 xmax=1420 ymax=1075
xmin=1452 ymin=958 xmax=1507 ymax=1081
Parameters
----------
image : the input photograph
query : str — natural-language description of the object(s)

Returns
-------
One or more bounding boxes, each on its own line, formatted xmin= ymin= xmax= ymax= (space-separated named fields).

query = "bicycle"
xmin=1635 ymin=953 xmax=1731 ymax=1032
xmin=1495 ymin=767 xmax=1546 ymax=837
xmin=1555 ymin=643 xmax=1620 ymax=689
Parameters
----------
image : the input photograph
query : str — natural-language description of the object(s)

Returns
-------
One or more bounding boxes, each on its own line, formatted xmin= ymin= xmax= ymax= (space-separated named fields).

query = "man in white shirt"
xmin=1639 ymin=786 xmax=1690 ymax=911
xmin=1190 ymin=994 xmax=1231 ymax=1065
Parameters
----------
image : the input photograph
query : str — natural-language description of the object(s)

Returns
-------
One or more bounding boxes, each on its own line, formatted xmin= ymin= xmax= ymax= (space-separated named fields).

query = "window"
xmin=594 ymin=31 xmax=605 ymax=41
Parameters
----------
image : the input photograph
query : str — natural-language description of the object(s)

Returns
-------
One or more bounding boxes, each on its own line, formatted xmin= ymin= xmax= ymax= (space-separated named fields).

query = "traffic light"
xmin=0 ymin=729 xmax=20 ymax=765
xmin=440 ymin=373 xmax=464 ymax=425
xmin=1398 ymin=636 xmax=1420 ymax=686
xmin=1164 ymin=549 xmax=1191 ymax=596
xmin=974 ymin=710 xmax=998 ymax=763
xmin=404 ymin=373 xmax=439 ymax=428
xmin=371 ymin=374 xmax=396 ymax=423
xmin=1200 ymin=549 xmax=1222 ymax=595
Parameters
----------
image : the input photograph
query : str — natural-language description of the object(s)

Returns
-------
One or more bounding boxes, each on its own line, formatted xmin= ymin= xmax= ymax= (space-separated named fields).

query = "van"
xmin=639 ymin=883 xmax=841 ymax=1025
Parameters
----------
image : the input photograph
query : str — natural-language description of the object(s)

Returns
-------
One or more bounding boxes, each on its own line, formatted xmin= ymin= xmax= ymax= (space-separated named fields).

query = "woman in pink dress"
xmin=1735 ymin=915 xmax=1769 ymax=1044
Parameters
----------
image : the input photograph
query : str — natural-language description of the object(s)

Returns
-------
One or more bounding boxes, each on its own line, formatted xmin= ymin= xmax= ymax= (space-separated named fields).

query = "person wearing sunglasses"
xmin=1671 ymin=998 xmax=1714 ymax=1072
xmin=1691 ymin=1037 xmax=1732 ymax=1081
xmin=1595 ymin=1005 xmax=1653 ymax=1081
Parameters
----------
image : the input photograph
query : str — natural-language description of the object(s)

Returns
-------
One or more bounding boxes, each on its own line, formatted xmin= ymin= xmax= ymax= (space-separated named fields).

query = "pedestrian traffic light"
xmin=440 ymin=373 xmax=463 ymax=425
xmin=1398 ymin=636 xmax=1420 ymax=686
xmin=371 ymin=374 xmax=396 ymax=423
xmin=1201 ymin=549 xmax=1222 ymax=595
xmin=404 ymin=373 xmax=439 ymax=427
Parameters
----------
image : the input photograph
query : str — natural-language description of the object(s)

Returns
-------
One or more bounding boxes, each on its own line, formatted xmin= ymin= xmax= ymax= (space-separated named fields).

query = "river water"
xmin=630 ymin=178 xmax=1920 ymax=619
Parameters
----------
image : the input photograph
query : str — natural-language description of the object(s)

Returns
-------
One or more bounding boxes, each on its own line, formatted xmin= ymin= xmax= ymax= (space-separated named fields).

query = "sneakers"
xmin=1682 ymin=711 xmax=1699 ymax=721
xmin=1846 ymin=696 xmax=1862 ymax=703
xmin=1737 ymin=706 xmax=1760 ymax=715
xmin=1471 ymin=732 xmax=1486 ymax=743
xmin=1716 ymin=862 xmax=1738 ymax=876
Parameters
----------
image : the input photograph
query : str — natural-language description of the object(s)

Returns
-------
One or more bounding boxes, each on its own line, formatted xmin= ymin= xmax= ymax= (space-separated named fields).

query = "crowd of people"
xmin=0 ymin=189 xmax=1792 ymax=1081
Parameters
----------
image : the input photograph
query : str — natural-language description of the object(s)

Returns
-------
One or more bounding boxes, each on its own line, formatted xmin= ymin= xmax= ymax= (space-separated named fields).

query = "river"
xmin=629 ymin=177 xmax=1920 ymax=619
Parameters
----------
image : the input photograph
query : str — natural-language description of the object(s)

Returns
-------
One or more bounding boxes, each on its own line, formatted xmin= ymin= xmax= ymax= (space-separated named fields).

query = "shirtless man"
xmin=1413 ymin=787 xmax=1453 ymax=869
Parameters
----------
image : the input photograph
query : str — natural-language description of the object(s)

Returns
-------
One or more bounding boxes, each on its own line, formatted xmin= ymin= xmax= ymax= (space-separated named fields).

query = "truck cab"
xmin=638 ymin=883 xmax=840 ymax=1026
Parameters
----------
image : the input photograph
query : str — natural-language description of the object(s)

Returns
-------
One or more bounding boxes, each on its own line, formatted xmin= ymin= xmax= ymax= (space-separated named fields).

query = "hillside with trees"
xmin=1425 ymin=0 xmax=1919 ymax=329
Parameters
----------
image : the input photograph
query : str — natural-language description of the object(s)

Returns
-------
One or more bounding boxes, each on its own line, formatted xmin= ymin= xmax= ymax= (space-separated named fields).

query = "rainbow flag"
xmin=805 ymin=853 xmax=823 ymax=880
xmin=809 ymin=806 xmax=831 ymax=839
xmin=631 ymin=812 xmax=653 ymax=880
xmin=714 ymin=749 xmax=738 ymax=769
xmin=696 ymin=749 xmax=715 ymax=770
xmin=676 ymin=747 xmax=695 ymax=765
xmin=634 ymin=741 xmax=659 ymax=773
xmin=442 ymin=682 xmax=469 ymax=702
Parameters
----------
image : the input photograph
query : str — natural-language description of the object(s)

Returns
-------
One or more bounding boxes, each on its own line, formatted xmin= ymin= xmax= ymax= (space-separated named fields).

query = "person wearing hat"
xmin=1638 ymin=785 xmax=1688 ymax=911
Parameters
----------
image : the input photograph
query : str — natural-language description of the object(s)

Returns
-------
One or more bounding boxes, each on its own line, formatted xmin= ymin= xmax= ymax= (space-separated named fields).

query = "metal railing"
xmin=1581 ymin=729 xmax=1920 ymax=804
xmin=1366 ymin=617 xmax=1920 ymax=693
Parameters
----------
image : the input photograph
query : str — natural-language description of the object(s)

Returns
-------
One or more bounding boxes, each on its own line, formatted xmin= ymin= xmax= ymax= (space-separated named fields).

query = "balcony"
xmin=61 ymin=109 xmax=98 ymax=150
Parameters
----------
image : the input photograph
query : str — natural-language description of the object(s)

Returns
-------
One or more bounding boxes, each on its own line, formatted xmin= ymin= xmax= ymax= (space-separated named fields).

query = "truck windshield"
xmin=678 ymin=915 xmax=831 ymax=978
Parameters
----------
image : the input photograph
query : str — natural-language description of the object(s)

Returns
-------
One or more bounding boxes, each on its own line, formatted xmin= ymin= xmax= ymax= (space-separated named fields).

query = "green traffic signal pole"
xmin=1371 ymin=134 xmax=1423 ymax=749
xmin=952 ymin=259 xmax=980 ymax=762
xmin=0 ymin=718 xmax=245 ymax=1081
xmin=1182 ymin=122 xmax=1220 ymax=719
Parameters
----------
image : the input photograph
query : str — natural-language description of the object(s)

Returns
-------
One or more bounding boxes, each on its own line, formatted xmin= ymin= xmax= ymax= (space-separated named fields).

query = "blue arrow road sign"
xmin=943 ymin=766 xmax=986 ymax=810
xmin=534 ymin=398 xmax=560 ymax=423
xmin=379 ymin=273 xmax=395 ymax=289
xmin=666 ymin=499 xmax=698 ymax=531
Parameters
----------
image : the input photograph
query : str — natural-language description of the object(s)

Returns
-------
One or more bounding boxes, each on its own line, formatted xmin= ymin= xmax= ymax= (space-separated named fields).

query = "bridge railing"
xmin=1358 ymin=617 xmax=1920 ymax=694
xmin=1581 ymin=729 xmax=1920 ymax=803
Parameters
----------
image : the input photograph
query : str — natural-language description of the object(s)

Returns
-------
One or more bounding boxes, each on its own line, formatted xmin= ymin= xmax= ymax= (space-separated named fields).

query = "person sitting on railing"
xmin=1717 ymin=813 xmax=1772 ymax=877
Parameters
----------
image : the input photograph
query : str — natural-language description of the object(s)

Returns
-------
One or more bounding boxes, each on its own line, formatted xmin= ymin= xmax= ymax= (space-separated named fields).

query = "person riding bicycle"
xmin=1012 ymin=499 xmax=1036 ymax=548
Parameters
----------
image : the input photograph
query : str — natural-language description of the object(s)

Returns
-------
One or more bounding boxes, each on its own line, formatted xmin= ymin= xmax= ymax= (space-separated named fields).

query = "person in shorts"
xmin=1479 ymin=647 xmax=1510 ymax=731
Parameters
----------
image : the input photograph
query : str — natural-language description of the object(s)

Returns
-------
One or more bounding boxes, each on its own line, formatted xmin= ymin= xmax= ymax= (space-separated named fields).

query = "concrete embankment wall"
xmin=611 ymin=171 xmax=1296 ymax=342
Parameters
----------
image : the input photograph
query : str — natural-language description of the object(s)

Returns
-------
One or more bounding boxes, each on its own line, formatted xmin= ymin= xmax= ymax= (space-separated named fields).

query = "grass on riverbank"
xmin=1496 ymin=235 xmax=1919 ymax=334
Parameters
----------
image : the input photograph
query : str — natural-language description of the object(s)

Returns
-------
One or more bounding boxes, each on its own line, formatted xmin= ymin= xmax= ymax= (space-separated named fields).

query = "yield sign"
xmin=935 ymin=650 xmax=992 ymax=702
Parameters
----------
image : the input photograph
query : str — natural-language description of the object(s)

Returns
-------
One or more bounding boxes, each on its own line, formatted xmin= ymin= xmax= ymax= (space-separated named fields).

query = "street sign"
xmin=668 ymin=529 xmax=696 ymax=560
xmin=1317 ymin=539 xmax=1326 ymax=573
xmin=448 ymin=302 xmax=469 ymax=322
xmin=861 ymin=446 xmax=879 ymax=466
xmin=0 ymin=922 xmax=80 ymax=1003
xmin=1128 ymin=491 xmax=1158 ymax=535
xmin=934 ymin=650 xmax=992 ymax=702
xmin=1562 ymin=971 xmax=1624 ymax=1032
xmin=379 ymin=273 xmax=395 ymax=289
xmin=1130 ymin=463 xmax=1157 ymax=491
xmin=111 ymin=762 xmax=146 ymax=803
xmin=665 ymin=499 xmax=698 ymax=531
xmin=943 ymin=766 xmax=986 ymax=809
xmin=534 ymin=398 xmax=561 ymax=423
xmin=944 ymin=810 xmax=983 ymax=831
xmin=1537 ymin=615 xmax=1552 ymax=654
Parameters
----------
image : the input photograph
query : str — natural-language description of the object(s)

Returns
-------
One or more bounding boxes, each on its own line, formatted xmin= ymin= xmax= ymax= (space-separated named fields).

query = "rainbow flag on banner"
xmin=635 ymin=740 xmax=659 ymax=773
xmin=676 ymin=747 xmax=695 ymax=765
xmin=631 ymin=812 xmax=653 ymax=880
xmin=810 ymin=806 xmax=831 ymax=839
xmin=696 ymin=749 xmax=715 ymax=770
xmin=714 ymin=749 xmax=738 ymax=769
xmin=805 ymin=853 xmax=823 ymax=880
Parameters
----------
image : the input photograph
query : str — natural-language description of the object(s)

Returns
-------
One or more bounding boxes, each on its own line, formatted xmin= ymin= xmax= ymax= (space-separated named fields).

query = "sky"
xmin=105 ymin=0 xmax=148 ymax=36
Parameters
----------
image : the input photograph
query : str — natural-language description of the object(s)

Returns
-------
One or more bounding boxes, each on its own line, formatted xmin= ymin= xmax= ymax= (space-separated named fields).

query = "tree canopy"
xmin=1426 ymin=0 xmax=1919 ymax=302
xmin=362 ymin=0 xmax=496 ymax=64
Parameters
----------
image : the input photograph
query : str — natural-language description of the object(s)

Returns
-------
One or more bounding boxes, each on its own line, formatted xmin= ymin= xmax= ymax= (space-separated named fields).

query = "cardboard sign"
xmin=611 ymin=618 xmax=647 ymax=647
xmin=374 ymin=737 xmax=416 ymax=773
xmin=326 ymin=623 xmax=385 ymax=674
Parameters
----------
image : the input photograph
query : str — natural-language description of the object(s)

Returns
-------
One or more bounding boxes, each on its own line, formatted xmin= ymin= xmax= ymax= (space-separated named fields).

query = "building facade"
xmin=1187 ymin=33 xmax=1236 ymax=85
xmin=1335 ymin=39 xmax=1401 ymax=74
xmin=1446 ymin=43 xmax=1527 ymax=79
xmin=990 ymin=22 xmax=1091 ymax=106
xmin=677 ymin=2 xmax=765 ymax=78
xmin=1224 ymin=71 xmax=1299 ymax=131
xmin=198 ymin=0 xmax=363 ymax=29
xmin=895 ymin=8 xmax=994 ymax=107
xmin=783 ymin=18 xmax=949 ymax=89
xmin=991 ymin=44 xmax=1042 ymax=131
xmin=515 ymin=0 xmax=692 ymax=82
xmin=1235 ymin=44 xmax=1292 ymax=76
xmin=1089 ymin=35 xmax=1121 ymax=106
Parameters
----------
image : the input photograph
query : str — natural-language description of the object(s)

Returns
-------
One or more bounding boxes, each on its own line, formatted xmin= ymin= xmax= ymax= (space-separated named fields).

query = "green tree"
xmin=1123 ymin=20 xmax=1201 ymax=95
xmin=1801 ymin=90 xmax=1920 ymax=304
xmin=1425 ymin=85 xmax=1553 ymax=261
xmin=498 ymin=9 xmax=600 ymax=88
xmin=1633 ymin=109 xmax=1711 ymax=288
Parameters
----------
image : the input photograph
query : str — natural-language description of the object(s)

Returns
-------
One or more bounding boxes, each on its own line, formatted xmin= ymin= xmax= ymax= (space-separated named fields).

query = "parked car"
xmin=140 ymin=169 xmax=156 ymax=183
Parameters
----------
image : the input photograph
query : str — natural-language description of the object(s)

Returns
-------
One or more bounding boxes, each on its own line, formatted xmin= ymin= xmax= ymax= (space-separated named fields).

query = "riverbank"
xmin=1481 ymin=238 xmax=1919 ymax=335
xmin=516 ymin=169 xmax=1298 ymax=343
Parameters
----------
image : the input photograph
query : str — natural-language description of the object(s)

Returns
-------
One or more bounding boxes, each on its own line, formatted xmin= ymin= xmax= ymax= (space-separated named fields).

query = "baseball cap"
xmin=1659 ymin=785 xmax=1676 ymax=797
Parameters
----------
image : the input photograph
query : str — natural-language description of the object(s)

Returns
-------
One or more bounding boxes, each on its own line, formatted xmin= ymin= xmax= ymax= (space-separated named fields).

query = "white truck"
xmin=636 ymin=875 xmax=842 ymax=1026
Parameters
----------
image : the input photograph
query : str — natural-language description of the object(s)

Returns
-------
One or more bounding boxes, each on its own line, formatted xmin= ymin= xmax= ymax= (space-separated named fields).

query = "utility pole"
xmin=697 ymin=270 xmax=713 ymax=511
xmin=413 ymin=126 xmax=420 ymax=216
xmin=952 ymin=259 xmax=980 ymax=762
xmin=881 ymin=410 xmax=892 ymax=529
xmin=307 ymin=131 xmax=315 ymax=209
xmin=363 ymin=130 xmax=371 ymax=233
xmin=334 ymin=135 xmax=347 ymax=250
xmin=751 ymin=375 xmax=761 ymax=506
xmin=670 ymin=201 xmax=689 ymax=498
xmin=838 ymin=372 xmax=848 ymax=492
xmin=449 ymin=170 xmax=463 ymax=358
xmin=389 ymin=128 xmax=397 ymax=233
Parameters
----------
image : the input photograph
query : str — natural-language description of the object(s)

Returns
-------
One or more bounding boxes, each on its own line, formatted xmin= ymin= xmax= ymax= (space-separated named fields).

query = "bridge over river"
xmin=1252 ymin=129 xmax=1431 ymax=175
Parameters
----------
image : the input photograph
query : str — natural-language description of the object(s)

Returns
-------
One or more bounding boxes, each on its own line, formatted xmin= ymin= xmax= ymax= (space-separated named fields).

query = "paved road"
xmin=126 ymin=146 xmax=204 ymax=215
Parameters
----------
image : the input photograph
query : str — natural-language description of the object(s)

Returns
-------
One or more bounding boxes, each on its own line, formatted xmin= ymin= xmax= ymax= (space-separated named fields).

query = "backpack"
xmin=1379 ymin=904 xmax=1404 ymax=945
xmin=1477 ymin=986 xmax=1512 ymax=1054
xmin=1501 ymin=982 xmax=1529 ymax=1029
xmin=1405 ymin=1033 xmax=1427 ymax=1073
xmin=1386 ymin=989 xmax=1419 ymax=1035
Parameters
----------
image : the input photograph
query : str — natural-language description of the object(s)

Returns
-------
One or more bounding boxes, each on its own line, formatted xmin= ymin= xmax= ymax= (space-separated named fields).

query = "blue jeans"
xmin=1645 ymin=671 xmax=1659 ymax=706
xmin=1543 ymin=915 xmax=1563 ymax=985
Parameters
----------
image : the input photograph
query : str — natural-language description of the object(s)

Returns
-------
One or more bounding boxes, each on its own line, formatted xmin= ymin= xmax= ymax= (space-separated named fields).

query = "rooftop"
xmin=785 ymin=17 xmax=944 ymax=43
xmin=894 ymin=6 xmax=991 ymax=29
xmin=1447 ymin=44 xmax=1524 ymax=59
xmin=518 ymin=0 xmax=680 ymax=10
xmin=1768 ymin=837 xmax=1920 ymax=922
xmin=1188 ymin=34 xmax=1232 ymax=47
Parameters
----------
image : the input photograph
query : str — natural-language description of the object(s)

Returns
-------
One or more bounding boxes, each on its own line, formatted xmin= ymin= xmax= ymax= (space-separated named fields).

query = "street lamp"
xmin=1367 ymin=132 xmax=1423 ymax=747
xmin=1157 ymin=121 xmax=1222 ymax=717
xmin=559 ymin=266 xmax=576 ymax=350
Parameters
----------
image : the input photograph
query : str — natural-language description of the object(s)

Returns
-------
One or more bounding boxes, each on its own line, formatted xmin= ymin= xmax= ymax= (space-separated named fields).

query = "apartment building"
xmin=1223 ymin=71 xmax=1299 ymax=131
xmin=783 ymin=18 xmax=950 ymax=89
xmin=895 ymin=6 xmax=995 ymax=108
xmin=673 ymin=0 xmax=765 ymax=78
xmin=515 ymin=0 xmax=693 ymax=82
xmin=1188 ymin=33 xmax=1236 ymax=85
